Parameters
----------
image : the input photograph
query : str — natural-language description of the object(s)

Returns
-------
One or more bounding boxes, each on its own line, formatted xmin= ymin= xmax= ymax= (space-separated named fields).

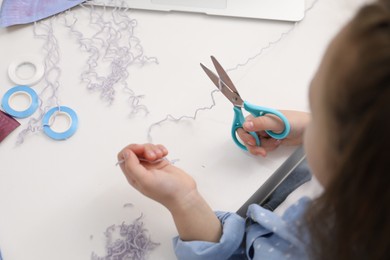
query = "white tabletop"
xmin=0 ymin=0 xmax=367 ymax=259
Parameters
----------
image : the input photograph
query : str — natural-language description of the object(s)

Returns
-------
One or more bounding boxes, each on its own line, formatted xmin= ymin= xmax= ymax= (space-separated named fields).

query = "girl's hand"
xmin=117 ymin=143 xmax=197 ymax=211
xmin=237 ymin=110 xmax=310 ymax=157
xmin=117 ymin=143 xmax=222 ymax=242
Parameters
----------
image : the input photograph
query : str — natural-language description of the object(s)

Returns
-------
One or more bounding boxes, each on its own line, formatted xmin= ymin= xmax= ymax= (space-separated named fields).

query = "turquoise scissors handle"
xmin=231 ymin=101 xmax=291 ymax=151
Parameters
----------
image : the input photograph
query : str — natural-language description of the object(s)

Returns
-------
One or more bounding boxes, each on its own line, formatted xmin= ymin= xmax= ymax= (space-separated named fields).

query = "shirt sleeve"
xmin=172 ymin=211 xmax=246 ymax=260
xmin=245 ymin=197 xmax=311 ymax=260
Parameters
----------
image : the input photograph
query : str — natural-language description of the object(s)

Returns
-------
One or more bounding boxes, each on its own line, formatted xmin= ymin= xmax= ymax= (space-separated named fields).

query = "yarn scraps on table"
xmin=63 ymin=2 xmax=158 ymax=116
xmin=0 ymin=0 xmax=85 ymax=27
xmin=147 ymin=90 xmax=219 ymax=142
xmin=14 ymin=2 xmax=157 ymax=143
xmin=0 ymin=110 xmax=20 ymax=142
xmin=91 ymin=215 xmax=159 ymax=260
xmin=16 ymin=18 xmax=64 ymax=144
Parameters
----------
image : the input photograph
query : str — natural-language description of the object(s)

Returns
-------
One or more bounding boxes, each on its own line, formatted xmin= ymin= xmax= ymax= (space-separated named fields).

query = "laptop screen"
xmin=91 ymin=0 xmax=305 ymax=22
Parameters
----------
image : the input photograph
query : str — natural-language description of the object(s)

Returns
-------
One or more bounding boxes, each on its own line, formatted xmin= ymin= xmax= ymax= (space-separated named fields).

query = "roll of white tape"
xmin=8 ymin=56 xmax=45 ymax=86
xmin=42 ymin=106 xmax=78 ymax=140
xmin=1 ymin=85 xmax=39 ymax=118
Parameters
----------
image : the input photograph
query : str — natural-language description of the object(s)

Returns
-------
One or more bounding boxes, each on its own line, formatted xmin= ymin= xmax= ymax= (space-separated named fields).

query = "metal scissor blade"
xmin=200 ymin=62 xmax=244 ymax=107
xmin=211 ymin=56 xmax=238 ymax=94
xmin=200 ymin=63 xmax=222 ymax=90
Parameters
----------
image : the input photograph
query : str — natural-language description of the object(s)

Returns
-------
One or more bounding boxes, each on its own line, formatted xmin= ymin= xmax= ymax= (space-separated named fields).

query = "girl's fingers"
xmin=118 ymin=144 xmax=168 ymax=162
xmin=243 ymin=114 xmax=284 ymax=133
xmin=246 ymin=138 xmax=281 ymax=157
xmin=156 ymin=144 xmax=169 ymax=156
xmin=118 ymin=144 xmax=145 ymax=161
xmin=236 ymin=128 xmax=282 ymax=156
xmin=236 ymin=128 xmax=257 ymax=146
xmin=121 ymin=149 xmax=148 ymax=180
xmin=247 ymin=145 xmax=267 ymax=157
xmin=144 ymin=143 xmax=168 ymax=161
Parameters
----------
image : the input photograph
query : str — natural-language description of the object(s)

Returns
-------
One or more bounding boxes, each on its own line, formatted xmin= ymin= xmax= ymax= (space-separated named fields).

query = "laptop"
xmin=90 ymin=0 xmax=305 ymax=22
xmin=237 ymin=146 xmax=307 ymax=217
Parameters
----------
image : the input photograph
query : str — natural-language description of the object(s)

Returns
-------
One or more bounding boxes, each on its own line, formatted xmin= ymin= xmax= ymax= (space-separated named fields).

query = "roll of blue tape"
xmin=42 ymin=106 xmax=78 ymax=140
xmin=1 ymin=85 xmax=39 ymax=118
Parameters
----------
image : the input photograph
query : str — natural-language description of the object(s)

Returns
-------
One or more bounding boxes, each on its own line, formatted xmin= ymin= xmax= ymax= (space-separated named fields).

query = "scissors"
xmin=200 ymin=56 xmax=291 ymax=151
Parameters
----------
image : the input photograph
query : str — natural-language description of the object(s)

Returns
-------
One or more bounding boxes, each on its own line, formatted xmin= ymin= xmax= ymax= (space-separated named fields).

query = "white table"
xmin=0 ymin=0 xmax=366 ymax=259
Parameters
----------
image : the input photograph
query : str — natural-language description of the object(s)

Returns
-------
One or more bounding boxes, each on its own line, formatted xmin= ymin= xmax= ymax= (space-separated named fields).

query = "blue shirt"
xmin=173 ymin=197 xmax=311 ymax=260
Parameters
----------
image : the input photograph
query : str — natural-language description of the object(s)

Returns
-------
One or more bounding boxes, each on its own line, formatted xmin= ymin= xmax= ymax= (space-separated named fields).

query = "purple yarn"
xmin=92 ymin=215 xmax=159 ymax=260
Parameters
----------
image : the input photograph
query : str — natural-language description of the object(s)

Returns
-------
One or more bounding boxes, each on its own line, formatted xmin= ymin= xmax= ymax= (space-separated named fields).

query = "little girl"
xmin=118 ymin=0 xmax=390 ymax=259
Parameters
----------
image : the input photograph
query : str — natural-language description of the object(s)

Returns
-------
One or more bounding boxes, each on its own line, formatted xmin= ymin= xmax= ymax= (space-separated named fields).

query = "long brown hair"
xmin=306 ymin=0 xmax=390 ymax=259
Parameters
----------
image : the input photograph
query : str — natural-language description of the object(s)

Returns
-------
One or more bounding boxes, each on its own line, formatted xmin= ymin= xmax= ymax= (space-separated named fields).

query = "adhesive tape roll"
xmin=42 ymin=106 xmax=78 ymax=140
xmin=1 ymin=85 xmax=39 ymax=118
xmin=8 ymin=56 xmax=45 ymax=86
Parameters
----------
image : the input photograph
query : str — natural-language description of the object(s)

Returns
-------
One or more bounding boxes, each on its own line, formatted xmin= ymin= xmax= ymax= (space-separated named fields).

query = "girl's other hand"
xmin=117 ymin=143 xmax=222 ymax=242
xmin=117 ymin=143 xmax=197 ymax=212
